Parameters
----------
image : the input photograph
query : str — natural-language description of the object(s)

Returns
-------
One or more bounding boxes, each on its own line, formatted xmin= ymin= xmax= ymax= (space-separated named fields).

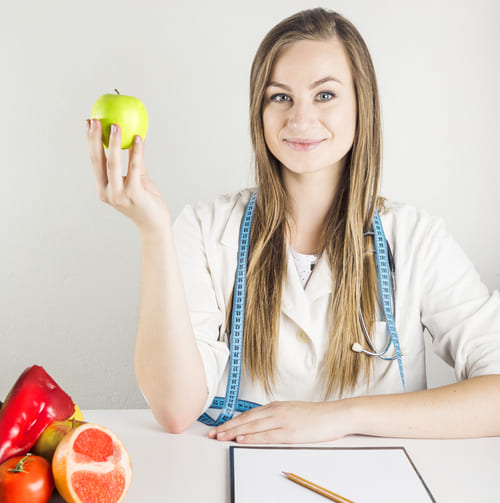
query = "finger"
xmin=215 ymin=415 xmax=278 ymax=442
xmin=125 ymin=135 xmax=145 ymax=188
xmin=208 ymin=407 xmax=267 ymax=438
xmin=87 ymin=119 xmax=108 ymax=196
xmin=217 ymin=403 xmax=273 ymax=430
xmin=106 ymin=123 xmax=124 ymax=191
xmin=234 ymin=427 xmax=289 ymax=444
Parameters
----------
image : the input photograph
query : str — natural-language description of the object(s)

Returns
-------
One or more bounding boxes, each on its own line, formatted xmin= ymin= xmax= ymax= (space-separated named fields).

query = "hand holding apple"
xmin=87 ymin=115 xmax=171 ymax=237
xmin=91 ymin=89 xmax=148 ymax=149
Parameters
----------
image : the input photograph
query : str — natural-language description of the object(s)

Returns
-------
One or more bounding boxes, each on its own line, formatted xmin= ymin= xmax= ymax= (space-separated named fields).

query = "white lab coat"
xmin=173 ymin=189 xmax=500 ymax=412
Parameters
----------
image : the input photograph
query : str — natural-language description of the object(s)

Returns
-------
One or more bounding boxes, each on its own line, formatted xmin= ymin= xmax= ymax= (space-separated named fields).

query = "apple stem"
xmin=115 ymin=89 xmax=121 ymax=95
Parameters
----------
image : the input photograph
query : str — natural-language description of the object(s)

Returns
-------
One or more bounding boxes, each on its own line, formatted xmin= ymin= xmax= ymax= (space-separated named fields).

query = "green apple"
xmin=91 ymin=89 xmax=148 ymax=149
xmin=31 ymin=418 xmax=85 ymax=462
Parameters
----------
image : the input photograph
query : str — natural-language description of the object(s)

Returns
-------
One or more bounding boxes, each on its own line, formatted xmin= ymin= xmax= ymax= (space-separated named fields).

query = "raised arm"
xmin=86 ymin=119 xmax=207 ymax=432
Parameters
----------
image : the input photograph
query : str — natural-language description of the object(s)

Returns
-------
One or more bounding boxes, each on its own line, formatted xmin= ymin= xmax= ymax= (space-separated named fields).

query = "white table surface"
xmin=48 ymin=409 xmax=500 ymax=503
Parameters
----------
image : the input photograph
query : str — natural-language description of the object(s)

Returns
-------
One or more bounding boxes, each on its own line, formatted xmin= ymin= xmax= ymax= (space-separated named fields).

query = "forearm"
xmin=346 ymin=375 xmax=500 ymax=439
xmin=134 ymin=223 xmax=208 ymax=433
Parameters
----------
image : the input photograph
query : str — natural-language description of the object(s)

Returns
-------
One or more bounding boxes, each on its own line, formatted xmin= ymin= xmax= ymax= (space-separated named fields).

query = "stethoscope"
xmin=351 ymin=231 xmax=399 ymax=361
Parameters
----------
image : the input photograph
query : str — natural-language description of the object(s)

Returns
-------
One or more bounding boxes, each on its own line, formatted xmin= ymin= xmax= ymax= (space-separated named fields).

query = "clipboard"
xmin=230 ymin=446 xmax=436 ymax=502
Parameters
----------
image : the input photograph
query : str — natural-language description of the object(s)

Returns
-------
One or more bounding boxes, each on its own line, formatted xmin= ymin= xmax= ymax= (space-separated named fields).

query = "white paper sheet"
xmin=230 ymin=446 xmax=435 ymax=502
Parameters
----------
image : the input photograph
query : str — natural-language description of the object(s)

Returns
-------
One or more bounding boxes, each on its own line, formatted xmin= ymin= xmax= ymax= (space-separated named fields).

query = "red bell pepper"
xmin=0 ymin=365 xmax=75 ymax=464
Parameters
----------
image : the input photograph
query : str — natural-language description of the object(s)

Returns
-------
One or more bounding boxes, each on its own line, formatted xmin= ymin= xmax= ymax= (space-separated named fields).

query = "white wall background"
xmin=1 ymin=0 xmax=499 ymax=408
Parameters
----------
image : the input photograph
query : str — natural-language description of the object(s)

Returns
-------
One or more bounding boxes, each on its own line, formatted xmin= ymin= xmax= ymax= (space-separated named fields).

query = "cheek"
xmin=330 ymin=103 xmax=356 ymax=142
xmin=343 ymin=111 xmax=357 ymax=144
xmin=262 ymin=109 xmax=280 ymax=148
xmin=346 ymin=97 xmax=357 ymax=140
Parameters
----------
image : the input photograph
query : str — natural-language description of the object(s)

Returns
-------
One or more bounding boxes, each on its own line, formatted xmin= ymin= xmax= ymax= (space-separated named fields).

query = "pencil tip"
xmin=282 ymin=471 xmax=290 ymax=477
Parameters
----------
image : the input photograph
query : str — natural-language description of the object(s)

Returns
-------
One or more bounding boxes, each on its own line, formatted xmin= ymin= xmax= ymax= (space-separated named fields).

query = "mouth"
xmin=283 ymin=138 xmax=326 ymax=151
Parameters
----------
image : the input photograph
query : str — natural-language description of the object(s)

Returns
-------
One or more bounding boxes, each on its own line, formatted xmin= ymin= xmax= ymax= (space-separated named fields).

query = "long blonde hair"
xmin=240 ymin=8 xmax=382 ymax=398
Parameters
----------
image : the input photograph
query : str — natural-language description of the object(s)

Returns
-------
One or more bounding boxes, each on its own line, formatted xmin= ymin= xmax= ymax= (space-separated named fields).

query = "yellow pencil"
xmin=282 ymin=472 xmax=355 ymax=503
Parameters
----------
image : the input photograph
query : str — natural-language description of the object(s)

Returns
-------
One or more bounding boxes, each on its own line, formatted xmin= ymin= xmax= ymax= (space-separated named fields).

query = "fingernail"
xmin=110 ymin=124 xmax=116 ymax=135
xmin=208 ymin=429 xmax=216 ymax=438
xmin=134 ymin=135 xmax=141 ymax=144
xmin=236 ymin=436 xmax=244 ymax=442
xmin=89 ymin=119 xmax=94 ymax=131
xmin=84 ymin=119 xmax=89 ymax=132
xmin=217 ymin=432 xmax=225 ymax=439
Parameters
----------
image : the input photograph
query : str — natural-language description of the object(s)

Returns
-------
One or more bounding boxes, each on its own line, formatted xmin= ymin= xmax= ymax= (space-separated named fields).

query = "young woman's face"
xmin=262 ymin=38 xmax=357 ymax=177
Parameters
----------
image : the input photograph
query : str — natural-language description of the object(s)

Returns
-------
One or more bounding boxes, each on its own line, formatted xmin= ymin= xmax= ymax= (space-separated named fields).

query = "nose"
xmin=287 ymin=99 xmax=317 ymax=131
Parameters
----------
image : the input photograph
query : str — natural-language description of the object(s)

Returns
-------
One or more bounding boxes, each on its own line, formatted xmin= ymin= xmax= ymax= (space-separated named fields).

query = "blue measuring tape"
xmin=198 ymin=191 xmax=260 ymax=427
xmin=372 ymin=209 xmax=406 ymax=390
xmin=198 ymin=192 xmax=405 ymax=426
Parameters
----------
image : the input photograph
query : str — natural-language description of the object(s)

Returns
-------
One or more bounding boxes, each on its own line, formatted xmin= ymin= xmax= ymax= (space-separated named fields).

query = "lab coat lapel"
xmin=281 ymin=248 xmax=333 ymax=331
xmin=282 ymin=246 xmax=311 ymax=332
xmin=305 ymin=253 xmax=333 ymax=302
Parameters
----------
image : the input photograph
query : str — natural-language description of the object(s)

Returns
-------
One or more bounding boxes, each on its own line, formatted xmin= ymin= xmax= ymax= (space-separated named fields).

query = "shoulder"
xmin=379 ymin=199 xmax=451 ymax=267
xmin=173 ymin=188 xmax=255 ymax=247
xmin=380 ymin=199 xmax=446 ymax=240
xmin=190 ymin=188 xmax=254 ymax=221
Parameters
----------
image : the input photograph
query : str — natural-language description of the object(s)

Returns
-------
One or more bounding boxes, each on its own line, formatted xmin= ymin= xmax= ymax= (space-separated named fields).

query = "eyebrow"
xmin=266 ymin=76 xmax=342 ymax=91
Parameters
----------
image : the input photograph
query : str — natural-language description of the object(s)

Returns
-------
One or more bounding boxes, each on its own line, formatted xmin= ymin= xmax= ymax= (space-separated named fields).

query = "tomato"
xmin=0 ymin=453 xmax=54 ymax=503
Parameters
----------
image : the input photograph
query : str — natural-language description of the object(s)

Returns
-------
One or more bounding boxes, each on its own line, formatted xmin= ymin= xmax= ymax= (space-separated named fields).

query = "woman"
xmin=86 ymin=8 xmax=500 ymax=443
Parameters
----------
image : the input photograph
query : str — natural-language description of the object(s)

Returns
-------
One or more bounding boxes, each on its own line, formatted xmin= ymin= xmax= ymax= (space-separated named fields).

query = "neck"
xmin=282 ymin=166 xmax=343 ymax=254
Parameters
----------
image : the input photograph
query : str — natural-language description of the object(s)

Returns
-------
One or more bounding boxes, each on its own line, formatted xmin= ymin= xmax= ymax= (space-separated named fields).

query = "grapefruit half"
xmin=52 ymin=422 xmax=132 ymax=503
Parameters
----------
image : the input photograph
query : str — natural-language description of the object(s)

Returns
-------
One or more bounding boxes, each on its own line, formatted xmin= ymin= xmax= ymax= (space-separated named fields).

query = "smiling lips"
xmin=284 ymin=138 xmax=326 ymax=151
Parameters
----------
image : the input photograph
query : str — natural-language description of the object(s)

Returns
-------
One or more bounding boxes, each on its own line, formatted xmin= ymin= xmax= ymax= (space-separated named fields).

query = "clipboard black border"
xmin=229 ymin=445 xmax=436 ymax=502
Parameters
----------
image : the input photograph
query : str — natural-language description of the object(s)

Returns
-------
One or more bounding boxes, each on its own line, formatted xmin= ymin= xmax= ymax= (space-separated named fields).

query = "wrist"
xmin=337 ymin=396 xmax=366 ymax=436
xmin=139 ymin=218 xmax=173 ymax=246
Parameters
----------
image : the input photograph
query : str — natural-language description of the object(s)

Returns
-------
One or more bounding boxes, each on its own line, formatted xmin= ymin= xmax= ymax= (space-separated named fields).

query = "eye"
xmin=316 ymin=91 xmax=335 ymax=102
xmin=269 ymin=93 xmax=292 ymax=103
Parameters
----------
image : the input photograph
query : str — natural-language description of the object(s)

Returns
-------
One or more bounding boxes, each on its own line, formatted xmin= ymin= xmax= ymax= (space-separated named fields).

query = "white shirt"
xmin=173 ymin=189 xmax=500 ymax=412
xmin=290 ymin=248 xmax=320 ymax=288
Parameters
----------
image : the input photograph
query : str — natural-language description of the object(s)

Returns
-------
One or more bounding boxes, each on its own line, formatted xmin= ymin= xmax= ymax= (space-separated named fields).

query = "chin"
xmin=283 ymin=160 xmax=341 ymax=176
